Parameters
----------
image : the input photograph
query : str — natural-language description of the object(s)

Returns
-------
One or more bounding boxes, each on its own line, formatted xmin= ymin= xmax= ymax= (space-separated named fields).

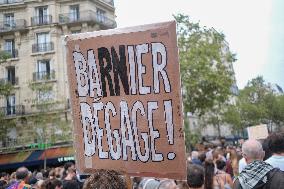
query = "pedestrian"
xmin=82 ymin=169 xmax=127 ymax=189
xmin=204 ymin=159 xmax=224 ymax=189
xmin=265 ymin=132 xmax=284 ymax=171
xmin=233 ymin=139 xmax=284 ymax=189
xmin=62 ymin=167 xmax=79 ymax=189
xmin=187 ymin=164 xmax=204 ymax=189
xmin=7 ymin=167 xmax=32 ymax=189
xmin=191 ymin=151 xmax=202 ymax=166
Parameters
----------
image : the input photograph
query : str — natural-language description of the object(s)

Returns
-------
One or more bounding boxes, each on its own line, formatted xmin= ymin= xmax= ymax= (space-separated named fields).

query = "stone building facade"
xmin=0 ymin=0 xmax=116 ymax=151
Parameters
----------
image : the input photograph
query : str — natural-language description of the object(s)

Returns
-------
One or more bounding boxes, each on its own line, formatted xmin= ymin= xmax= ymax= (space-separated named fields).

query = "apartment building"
xmin=0 ymin=0 xmax=116 ymax=155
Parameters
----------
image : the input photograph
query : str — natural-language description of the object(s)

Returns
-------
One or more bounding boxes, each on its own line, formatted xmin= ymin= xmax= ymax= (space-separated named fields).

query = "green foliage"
xmin=184 ymin=116 xmax=201 ymax=151
xmin=224 ymin=76 xmax=284 ymax=132
xmin=0 ymin=51 xmax=11 ymax=63
xmin=0 ymin=82 xmax=12 ymax=96
xmin=175 ymin=13 xmax=236 ymax=115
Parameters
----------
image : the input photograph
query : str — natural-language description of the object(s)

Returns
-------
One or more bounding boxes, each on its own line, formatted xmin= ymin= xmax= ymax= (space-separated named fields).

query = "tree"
xmin=175 ymin=14 xmax=236 ymax=116
xmin=175 ymin=14 xmax=236 ymax=148
xmin=224 ymin=76 xmax=284 ymax=133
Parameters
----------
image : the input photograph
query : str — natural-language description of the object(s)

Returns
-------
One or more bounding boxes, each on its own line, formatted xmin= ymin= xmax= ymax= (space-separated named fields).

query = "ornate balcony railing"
xmin=59 ymin=10 xmax=116 ymax=29
xmin=0 ymin=105 xmax=25 ymax=116
xmin=32 ymin=42 xmax=54 ymax=53
xmin=33 ymin=70 xmax=55 ymax=81
xmin=0 ymin=77 xmax=18 ymax=85
xmin=0 ymin=19 xmax=26 ymax=33
xmin=31 ymin=15 xmax=52 ymax=26
xmin=0 ymin=0 xmax=23 ymax=5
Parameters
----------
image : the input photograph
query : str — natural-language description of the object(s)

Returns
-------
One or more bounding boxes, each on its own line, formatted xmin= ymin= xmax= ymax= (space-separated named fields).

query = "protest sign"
xmin=65 ymin=21 xmax=186 ymax=180
xmin=247 ymin=124 xmax=268 ymax=140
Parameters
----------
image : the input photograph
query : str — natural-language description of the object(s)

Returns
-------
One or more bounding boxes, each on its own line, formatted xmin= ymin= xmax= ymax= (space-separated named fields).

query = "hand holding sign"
xmin=65 ymin=21 xmax=186 ymax=180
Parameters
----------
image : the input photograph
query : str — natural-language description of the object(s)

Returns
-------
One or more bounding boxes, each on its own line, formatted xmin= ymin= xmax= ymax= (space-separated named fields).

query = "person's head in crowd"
xmin=48 ymin=169 xmax=56 ymax=179
xmin=198 ymin=152 xmax=206 ymax=164
xmin=64 ymin=162 xmax=75 ymax=171
xmin=0 ymin=172 xmax=8 ymax=187
xmin=132 ymin=177 xmax=143 ymax=189
xmin=261 ymin=137 xmax=272 ymax=161
xmin=191 ymin=151 xmax=199 ymax=160
xmin=268 ymin=132 xmax=284 ymax=155
xmin=36 ymin=172 xmax=44 ymax=181
xmin=41 ymin=169 xmax=49 ymax=179
xmin=83 ymin=169 xmax=126 ymax=189
xmin=64 ymin=167 xmax=76 ymax=181
xmin=10 ymin=172 xmax=16 ymax=181
xmin=63 ymin=162 xmax=75 ymax=179
xmin=34 ymin=179 xmax=44 ymax=189
xmin=204 ymin=159 xmax=215 ymax=189
xmin=212 ymin=147 xmax=225 ymax=162
xmin=187 ymin=164 xmax=204 ymax=189
xmin=62 ymin=180 xmax=79 ymax=189
xmin=43 ymin=179 xmax=63 ymax=189
xmin=54 ymin=167 xmax=62 ymax=179
xmin=138 ymin=178 xmax=160 ymax=189
xmin=158 ymin=179 xmax=178 ymax=189
xmin=216 ymin=159 xmax=226 ymax=171
xmin=242 ymin=139 xmax=264 ymax=164
xmin=16 ymin=167 xmax=30 ymax=183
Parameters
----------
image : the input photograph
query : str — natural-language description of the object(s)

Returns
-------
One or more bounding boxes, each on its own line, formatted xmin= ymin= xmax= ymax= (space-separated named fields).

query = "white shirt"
xmin=265 ymin=155 xmax=284 ymax=171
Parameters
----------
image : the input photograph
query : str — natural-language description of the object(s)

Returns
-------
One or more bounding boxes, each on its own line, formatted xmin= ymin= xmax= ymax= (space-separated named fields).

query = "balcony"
xmin=31 ymin=15 xmax=52 ymax=26
xmin=32 ymin=42 xmax=54 ymax=53
xmin=58 ymin=10 xmax=116 ymax=29
xmin=0 ymin=49 xmax=18 ymax=59
xmin=33 ymin=70 xmax=55 ymax=81
xmin=100 ymin=0 xmax=114 ymax=6
xmin=0 ymin=19 xmax=27 ymax=33
xmin=0 ymin=77 xmax=18 ymax=85
xmin=0 ymin=0 xmax=23 ymax=5
xmin=0 ymin=105 xmax=25 ymax=117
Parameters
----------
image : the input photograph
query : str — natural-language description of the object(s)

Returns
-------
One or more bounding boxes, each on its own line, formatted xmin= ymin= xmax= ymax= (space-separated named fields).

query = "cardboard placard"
xmin=65 ymin=21 xmax=186 ymax=180
xmin=247 ymin=124 xmax=268 ymax=140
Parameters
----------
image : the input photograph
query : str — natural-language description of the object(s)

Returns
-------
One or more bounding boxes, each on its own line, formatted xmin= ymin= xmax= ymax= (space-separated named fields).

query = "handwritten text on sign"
xmin=66 ymin=21 xmax=186 ymax=179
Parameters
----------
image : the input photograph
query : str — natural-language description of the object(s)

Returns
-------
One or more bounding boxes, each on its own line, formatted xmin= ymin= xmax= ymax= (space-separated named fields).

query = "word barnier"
xmin=73 ymin=42 xmax=171 ymax=98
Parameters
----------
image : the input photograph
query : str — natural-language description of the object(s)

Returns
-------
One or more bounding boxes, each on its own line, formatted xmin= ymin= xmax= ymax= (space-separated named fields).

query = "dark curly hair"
xmin=83 ymin=169 xmax=126 ymax=189
xmin=268 ymin=132 xmax=284 ymax=154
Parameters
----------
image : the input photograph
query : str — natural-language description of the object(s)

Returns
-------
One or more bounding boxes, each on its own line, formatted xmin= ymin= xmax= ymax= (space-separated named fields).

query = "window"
xmin=6 ymin=66 xmax=16 ymax=85
xmin=36 ymin=33 xmax=50 ymax=51
xmin=38 ymin=89 xmax=54 ymax=102
xmin=35 ymin=6 xmax=49 ymax=24
xmin=36 ymin=59 xmax=51 ymax=80
xmin=4 ymin=13 xmax=15 ymax=27
xmin=96 ymin=8 xmax=106 ymax=23
xmin=6 ymin=94 xmax=15 ymax=115
xmin=69 ymin=5 xmax=79 ymax=22
xmin=4 ymin=39 xmax=15 ymax=57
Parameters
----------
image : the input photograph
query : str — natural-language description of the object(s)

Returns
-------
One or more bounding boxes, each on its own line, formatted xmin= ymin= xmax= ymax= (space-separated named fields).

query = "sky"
xmin=114 ymin=0 xmax=283 ymax=89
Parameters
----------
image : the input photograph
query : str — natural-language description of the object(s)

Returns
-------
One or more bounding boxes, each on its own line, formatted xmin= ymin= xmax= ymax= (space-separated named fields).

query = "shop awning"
xmin=0 ymin=146 xmax=75 ymax=170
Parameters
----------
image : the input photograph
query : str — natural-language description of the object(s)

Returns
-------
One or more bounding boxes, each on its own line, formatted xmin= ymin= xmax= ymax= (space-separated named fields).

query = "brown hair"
xmin=83 ymin=169 xmax=126 ymax=189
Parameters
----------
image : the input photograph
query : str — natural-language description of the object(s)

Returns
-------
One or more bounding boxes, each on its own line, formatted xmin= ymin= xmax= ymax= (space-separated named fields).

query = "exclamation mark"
xmin=164 ymin=100 xmax=176 ymax=160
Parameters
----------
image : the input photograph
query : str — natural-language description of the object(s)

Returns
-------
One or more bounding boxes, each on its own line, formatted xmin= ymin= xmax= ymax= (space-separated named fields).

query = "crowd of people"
xmin=0 ymin=132 xmax=283 ymax=189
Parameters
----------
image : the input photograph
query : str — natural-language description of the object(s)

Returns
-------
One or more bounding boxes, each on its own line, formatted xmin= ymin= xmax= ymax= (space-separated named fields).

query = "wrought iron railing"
xmin=59 ymin=10 xmax=116 ymax=28
xmin=33 ymin=70 xmax=55 ymax=81
xmin=0 ymin=105 xmax=25 ymax=116
xmin=32 ymin=42 xmax=54 ymax=53
xmin=0 ymin=19 xmax=26 ymax=33
xmin=0 ymin=77 xmax=18 ymax=85
xmin=31 ymin=15 xmax=52 ymax=26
